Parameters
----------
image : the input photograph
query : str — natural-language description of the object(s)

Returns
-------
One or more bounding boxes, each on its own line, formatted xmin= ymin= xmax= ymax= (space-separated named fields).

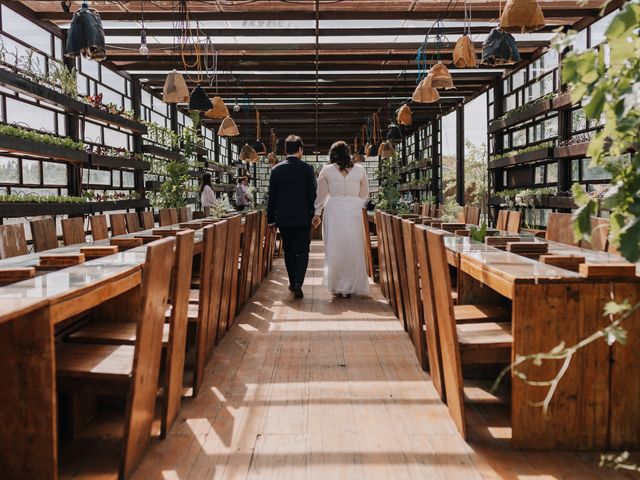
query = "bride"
xmin=312 ymin=141 xmax=370 ymax=298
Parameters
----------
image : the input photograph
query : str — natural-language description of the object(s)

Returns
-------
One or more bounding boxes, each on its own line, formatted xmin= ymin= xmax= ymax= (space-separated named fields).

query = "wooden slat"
xmin=546 ymin=213 xmax=578 ymax=246
xmin=125 ymin=213 xmax=142 ymax=233
xmin=578 ymin=263 xmax=637 ymax=278
xmin=506 ymin=211 xmax=522 ymax=234
xmin=61 ymin=217 xmax=86 ymax=246
xmin=140 ymin=211 xmax=155 ymax=230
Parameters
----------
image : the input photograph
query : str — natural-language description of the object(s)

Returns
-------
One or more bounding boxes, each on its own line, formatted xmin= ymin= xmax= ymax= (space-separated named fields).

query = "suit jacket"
xmin=267 ymin=156 xmax=317 ymax=227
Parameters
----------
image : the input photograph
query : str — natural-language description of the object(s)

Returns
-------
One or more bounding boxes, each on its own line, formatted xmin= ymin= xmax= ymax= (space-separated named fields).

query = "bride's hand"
xmin=312 ymin=215 xmax=322 ymax=228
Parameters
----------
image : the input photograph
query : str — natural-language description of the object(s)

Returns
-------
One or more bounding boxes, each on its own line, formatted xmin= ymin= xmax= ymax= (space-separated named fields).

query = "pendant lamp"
xmin=412 ymin=75 xmax=440 ymax=103
xmin=397 ymin=104 xmax=412 ymax=126
xmin=251 ymin=140 xmax=267 ymax=155
xmin=500 ymin=0 xmax=545 ymax=34
xmin=386 ymin=123 xmax=403 ymax=142
xmin=378 ymin=141 xmax=395 ymax=159
xmin=239 ymin=144 xmax=259 ymax=163
xmin=481 ymin=28 xmax=521 ymax=66
xmin=218 ymin=116 xmax=239 ymax=137
xmin=205 ymin=96 xmax=229 ymax=119
xmin=163 ymin=70 xmax=189 ymax=104
xmin=453 ymin=35 xmax=477 ymax=68
xmin=189 ymin=85 xmax=213 ymax=111
xmin=430 ymin=62 xmax=455 ymax=90
xmin=65 ymin=2 xmax=106 ymax=60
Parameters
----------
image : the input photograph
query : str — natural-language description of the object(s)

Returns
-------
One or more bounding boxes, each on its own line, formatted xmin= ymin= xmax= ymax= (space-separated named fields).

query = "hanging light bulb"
xmin=233 ymin=101 xmax=241 ymax=113
xmin=139 ymin=30 xmax=149 ymax=56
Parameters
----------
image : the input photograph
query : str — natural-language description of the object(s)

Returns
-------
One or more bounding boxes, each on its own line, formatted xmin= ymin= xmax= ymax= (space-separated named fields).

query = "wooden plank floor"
xmin=60 ymin=241 xmax=634 ymax=479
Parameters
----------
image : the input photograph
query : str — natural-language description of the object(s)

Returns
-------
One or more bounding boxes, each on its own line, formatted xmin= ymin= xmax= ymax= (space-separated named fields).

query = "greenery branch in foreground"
xmin=495 ymin=4 xmax=640 ymax=473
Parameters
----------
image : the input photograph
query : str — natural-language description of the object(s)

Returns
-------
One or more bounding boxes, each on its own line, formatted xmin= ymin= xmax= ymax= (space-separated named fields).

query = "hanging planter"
xmin=430 ymin=62 xmax=454 ymax=90
xmin=205 ymin=96 xmax=229 ymax=119
xmin=412 ymin=75 xmax=440 ymax=103
xmin=453 ymin=35 xmax=477 ymax=68
xmin=239 ymin=144 xmax=259 ymax=163
xmin=65 ymin=2 xmax=106 ymax=60
xmin=189 ymin=85 xmax=213 ymax=111
xmin=500 ymin=0 xmax=545 ymax=34
xmin=481 ymin=28 xmax=521 ymax=66
xmin=378 ymin=141 xmax=395 ymax=158
xmin=163 ymin=70 xmax=190 ymax=104
xmin=218 ymin=116 xmax=239 ymax=137
xmin=386 ymin=123 xmax=403 ymax=141
xmin=397 ymin=104 xmax=412 ymax=126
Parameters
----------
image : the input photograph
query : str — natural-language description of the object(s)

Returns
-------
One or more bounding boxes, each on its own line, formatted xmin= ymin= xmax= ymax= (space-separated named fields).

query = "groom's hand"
xmin=312 ymin=215 xmax=322 ymax=228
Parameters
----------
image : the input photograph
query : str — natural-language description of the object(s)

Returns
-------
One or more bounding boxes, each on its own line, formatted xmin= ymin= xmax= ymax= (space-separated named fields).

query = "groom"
xmin=267 ymin=135 xmax=317 ymax=299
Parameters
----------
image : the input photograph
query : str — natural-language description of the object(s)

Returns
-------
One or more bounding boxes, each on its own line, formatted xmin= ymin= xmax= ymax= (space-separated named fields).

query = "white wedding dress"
xmin=314 ymin=163 xmax=370 ymax=296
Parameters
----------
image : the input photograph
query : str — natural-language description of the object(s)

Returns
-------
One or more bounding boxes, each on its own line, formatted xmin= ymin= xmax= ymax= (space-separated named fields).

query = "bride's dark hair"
xmin=329 ymin=141 xmax=353 ymax=171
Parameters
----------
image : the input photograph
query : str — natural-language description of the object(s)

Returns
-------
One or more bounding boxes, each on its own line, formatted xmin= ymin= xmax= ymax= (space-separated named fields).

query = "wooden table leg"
xmin=0 ymin=307 xmax=57 ymax=479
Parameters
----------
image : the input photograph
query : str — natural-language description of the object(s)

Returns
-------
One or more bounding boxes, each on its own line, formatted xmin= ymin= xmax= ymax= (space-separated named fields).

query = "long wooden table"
xmin=416 ymin=225 xmax=640 ymax=450
xmin=0 ymin=215 xmax=241 ymax=479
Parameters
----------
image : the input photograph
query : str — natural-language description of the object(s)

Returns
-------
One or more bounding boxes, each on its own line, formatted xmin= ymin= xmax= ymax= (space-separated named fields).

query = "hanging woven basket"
xmin=378 ymin=141 xmax=395 ymax=158
xmin=397 ymin=104 xmax=412 ymax=126
xmin=66 ymin=4 xmax=106 ymax=60
xmin=481 ymin=28 xmax=521 ymax=66
xmin=204 ymin=96 xmax=229 ymax=119
xmin=189 ymin=85 xmax=213 ymax=111
xmin=500 ymin=0 xmax=545 ymax=33
xmin=453 ymin=35 xmax=478 ymax=68
xmin=163 ymin=70 xmax=190 ymax=104
xmin=218 ymin=116 xmax=239 ymax=137
xmin=239 ymin=144 xmax=259 ymax=163
xmin=412 ymin=75 xmax=440 ymax=103
xmin=430 ymin=62 xmax=455 ymax=90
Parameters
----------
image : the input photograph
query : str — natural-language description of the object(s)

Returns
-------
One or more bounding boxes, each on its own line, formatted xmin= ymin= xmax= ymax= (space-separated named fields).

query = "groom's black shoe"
xmin=291 ymin=284 xmax=304 ymax=299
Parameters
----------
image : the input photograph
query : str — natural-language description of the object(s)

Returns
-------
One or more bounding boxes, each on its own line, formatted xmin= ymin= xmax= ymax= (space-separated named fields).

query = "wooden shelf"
xmin=212 ymin=184 xmax=235 ymax=193
xmin=400 ymin=162 xmax=431 ymax=174
xmin=0 ymin=133 xmax=88 ymax=164
xmin=90 ymin=154 xmax=150 ymax=170
xmin=552 ymin=92 xmax=574 ymax=110
xmin=142 ymin=144 xmax=184 ymax=161
xmin=0 ymin=68 xmax=85 ymax=113
xmin=548 ymin=196 xmax=577 ymax=209
xmin=83 ymin=105 xmax=147 ymax=133
xmin=489 ymin=147 xmax=553 ymax=170
xmin=90 ymin=199 xmax=149 ymax=213
xmin=488 ymin=98 xmax=553 ymax=133
xmin=554 ymin=142 xmax=590 ymax=159
xmin=0 ymin=201 xmax=90 ymax=217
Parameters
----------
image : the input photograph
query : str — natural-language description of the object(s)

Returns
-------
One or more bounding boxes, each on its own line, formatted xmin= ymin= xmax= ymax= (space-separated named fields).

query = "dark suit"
xmin=267 ymin=156 xmax=317 ymax=287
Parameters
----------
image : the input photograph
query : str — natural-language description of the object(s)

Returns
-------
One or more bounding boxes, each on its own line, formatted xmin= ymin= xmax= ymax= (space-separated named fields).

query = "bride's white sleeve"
xmin=359 ymin=167 xmax=369 ymax=205
xmin=314 ymin=165 xmax=329 ymax=215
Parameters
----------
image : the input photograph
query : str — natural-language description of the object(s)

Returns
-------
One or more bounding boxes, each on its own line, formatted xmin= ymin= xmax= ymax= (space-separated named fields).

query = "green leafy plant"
xmin=0 ymin=193 xmax=85 ymax=203
xmin=470 ymin=222 xmax=488 ymax=242
xmin=0 ymin=123 xmax=85 ymax=151
xmin=375 ymin=157 xmax=403 ymax=212
xmin=559 ymin=1 xmax=640 ymax=261
xmin=151 ymin=159 xmax=192 ymax=209
xmin=491 ymin=141 xmax=554 ymax=162
xmin=496 ymin=92 xmax=556 ymax=121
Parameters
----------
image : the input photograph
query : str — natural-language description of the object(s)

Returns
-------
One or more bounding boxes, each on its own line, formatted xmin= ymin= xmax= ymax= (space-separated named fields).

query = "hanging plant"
xmin=65 ymin=2 xmax=106 ymax=60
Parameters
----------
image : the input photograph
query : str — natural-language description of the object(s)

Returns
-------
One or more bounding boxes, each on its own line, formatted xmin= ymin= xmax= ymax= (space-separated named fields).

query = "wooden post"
xmin=455 ymin=104 xmax=465 ymax=206
xmin=430 ymin=118 xmax=440 ymax=205
xmin=131 ymin=78 xmax=145 ymax=206
xmin=63 ymin=53 xmax=82 ymax=202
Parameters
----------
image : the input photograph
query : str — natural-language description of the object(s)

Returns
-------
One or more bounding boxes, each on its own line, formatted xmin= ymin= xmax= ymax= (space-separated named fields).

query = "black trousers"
xmin=278 ymin=226 xmax=311 ymax=287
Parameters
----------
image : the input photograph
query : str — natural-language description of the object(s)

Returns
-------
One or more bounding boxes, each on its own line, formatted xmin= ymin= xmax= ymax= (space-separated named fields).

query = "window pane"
xmin=86 ymin=169 xmax=111 ymax=186
xmin=43 ymin=162 xmax=67 ymax=186
xmin=122 ymin=171 xmax=134 ymax=188
xmin=22 ymin=159 xmax=40 ymax=184
xmin=0 ymin=157 xmax=19 ymax=183
xmin=112 ymin=170 xmax=121 ymax=187
xmin=1 ymin=5 xmax=52 ymax=54
xmin=6 ymin=99 xmax=56 ymax=132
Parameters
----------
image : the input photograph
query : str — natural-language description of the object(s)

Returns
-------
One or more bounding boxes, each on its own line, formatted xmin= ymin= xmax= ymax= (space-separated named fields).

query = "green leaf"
xmin=572 ymin=187 xmax=596 ymax=241
xmin=603 ymin=300 xmax=632 ymax=317
xmin=583 ymin=86 xmax=606 ymax=119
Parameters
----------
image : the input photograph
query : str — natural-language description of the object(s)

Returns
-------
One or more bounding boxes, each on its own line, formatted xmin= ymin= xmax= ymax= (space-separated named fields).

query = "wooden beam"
xmin=37 ymin=8 xmax=600 ymax=22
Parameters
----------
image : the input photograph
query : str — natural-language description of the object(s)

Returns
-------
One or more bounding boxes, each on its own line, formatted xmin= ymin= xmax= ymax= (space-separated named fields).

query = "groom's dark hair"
xmin=285 ymin=135 xmax=303 ymax=155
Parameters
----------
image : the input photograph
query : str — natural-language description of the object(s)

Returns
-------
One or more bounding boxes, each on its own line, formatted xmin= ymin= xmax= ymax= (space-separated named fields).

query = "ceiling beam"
xmin=37 ymin=8 xmax=599 ymax=22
